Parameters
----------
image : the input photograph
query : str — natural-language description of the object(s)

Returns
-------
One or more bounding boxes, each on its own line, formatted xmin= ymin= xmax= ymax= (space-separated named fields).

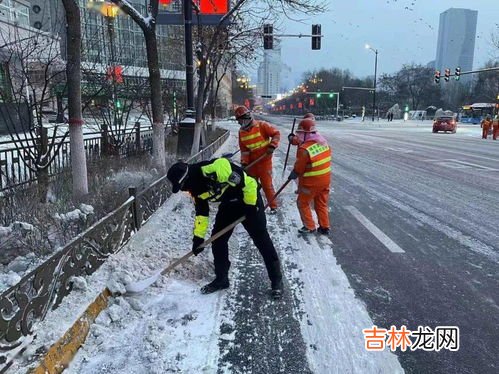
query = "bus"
xmin=457 ymin=103 xmax=495 ymax=124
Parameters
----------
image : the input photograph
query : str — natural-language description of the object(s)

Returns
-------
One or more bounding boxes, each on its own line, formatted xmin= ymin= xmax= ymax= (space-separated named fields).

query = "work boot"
xmin=200 ymin=277 xmax=229 ymax=294
xmin=267 ymin=260 xmax=283 ymax=300
xmin=317 ymin=227 xmax=330 ymax=235
xmin=298 ymin=226 xmax=316 ymax=234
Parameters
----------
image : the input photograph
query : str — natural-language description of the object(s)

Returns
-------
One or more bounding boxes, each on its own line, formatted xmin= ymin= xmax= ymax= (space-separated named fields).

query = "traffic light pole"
xmin=306 ymin=92 xmax=339 ymax=119
xmin=372 ymin=49 xmax=378 ymax=121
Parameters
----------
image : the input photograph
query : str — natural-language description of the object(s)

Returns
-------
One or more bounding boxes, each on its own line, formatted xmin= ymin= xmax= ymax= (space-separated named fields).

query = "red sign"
xmin=198 ymin=0 xmax=228 ymax=14
xmin=159 ymin=0 xmax=173 ymax=6
xmin=309 ymin=98 xmax=315 ymax=106
xmin=298 ymin=102 xmax=303 ymax=109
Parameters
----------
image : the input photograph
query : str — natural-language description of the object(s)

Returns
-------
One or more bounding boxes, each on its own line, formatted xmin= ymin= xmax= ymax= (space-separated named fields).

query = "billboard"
xmin=157 ymin=0 xmax=230 ymax=25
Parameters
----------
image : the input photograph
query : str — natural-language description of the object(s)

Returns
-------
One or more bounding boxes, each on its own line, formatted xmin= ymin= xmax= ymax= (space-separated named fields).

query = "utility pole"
xmin=177 ymin=0 xmax=196 ymax=156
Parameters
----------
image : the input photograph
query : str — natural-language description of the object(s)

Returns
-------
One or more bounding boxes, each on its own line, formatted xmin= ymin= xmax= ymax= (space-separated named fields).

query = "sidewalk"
xmin=11 ymin=124 xmax=403 ymax=373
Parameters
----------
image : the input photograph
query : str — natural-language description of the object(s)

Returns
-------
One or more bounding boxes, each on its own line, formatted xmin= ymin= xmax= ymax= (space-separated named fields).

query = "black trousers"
xmin=210 ymin=192 xmax=280 ymax=282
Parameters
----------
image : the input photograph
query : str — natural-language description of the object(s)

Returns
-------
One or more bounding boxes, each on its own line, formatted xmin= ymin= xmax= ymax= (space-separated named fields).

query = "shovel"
xmin=124 ymin=179 xmax=292 ymax=294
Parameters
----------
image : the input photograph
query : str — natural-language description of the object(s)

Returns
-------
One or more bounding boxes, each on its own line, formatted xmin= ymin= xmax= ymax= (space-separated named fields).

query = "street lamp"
xmin=365 ymin=44 xmax=378 ymax=121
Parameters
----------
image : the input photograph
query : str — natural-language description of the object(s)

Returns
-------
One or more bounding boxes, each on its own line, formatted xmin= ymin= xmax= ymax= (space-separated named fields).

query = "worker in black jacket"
xmin=167 ymin=157 xmax=283 ymax=298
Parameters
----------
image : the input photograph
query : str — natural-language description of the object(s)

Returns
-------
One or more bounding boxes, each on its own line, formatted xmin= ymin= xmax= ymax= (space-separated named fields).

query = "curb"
xmin=30 ymin=288 xmax=112 ymax=374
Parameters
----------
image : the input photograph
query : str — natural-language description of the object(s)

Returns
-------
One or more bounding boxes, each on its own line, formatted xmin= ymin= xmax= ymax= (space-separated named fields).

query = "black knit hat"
xmin=167 ymin=162 xmax=189 ymax=193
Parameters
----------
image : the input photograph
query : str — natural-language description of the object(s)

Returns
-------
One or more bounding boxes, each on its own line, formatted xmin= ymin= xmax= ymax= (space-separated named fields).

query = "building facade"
xmin=257 ymin=40 xmax=282 ymax=99
xmin=28 ymin=0 xmax=185 ymax=84
xmin=435 ymin=8 xmax=477 ymax=82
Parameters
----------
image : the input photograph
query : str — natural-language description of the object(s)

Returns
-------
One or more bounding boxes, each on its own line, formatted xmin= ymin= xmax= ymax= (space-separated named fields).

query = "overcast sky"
xmin=267 ymin=0 xmax=499 ymax=89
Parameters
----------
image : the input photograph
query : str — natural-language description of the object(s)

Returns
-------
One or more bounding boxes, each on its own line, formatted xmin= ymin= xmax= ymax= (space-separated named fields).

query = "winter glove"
xmin=287 ymin=133 xmax=296 ymax=143
xmin=243 ymin=203 xmax=259 ymax=218
xmin=192 ymin=236 xmax=205 ymax=255
xmin=266 ymin=145 xmax=276 ymax=154
xmin=288 ymin=170 xmax=299 ymax=180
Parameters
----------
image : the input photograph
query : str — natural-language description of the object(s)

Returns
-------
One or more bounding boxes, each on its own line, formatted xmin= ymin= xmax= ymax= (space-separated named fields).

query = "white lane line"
xmin=421 ymin=158 xmax=499 ymax=171
xmin=346 ymin=206 xmax=405 ymax=253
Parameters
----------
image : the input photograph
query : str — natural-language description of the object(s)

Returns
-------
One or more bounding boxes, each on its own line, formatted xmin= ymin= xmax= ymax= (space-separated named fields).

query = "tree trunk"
xmin=62 ymin=0 xmax=88 ymax=199
xmin=144 ymin=30 xmax=166 ymax=172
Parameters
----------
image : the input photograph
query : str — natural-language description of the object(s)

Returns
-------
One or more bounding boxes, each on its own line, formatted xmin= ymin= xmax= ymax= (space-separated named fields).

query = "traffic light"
xmin=312 ymin=24 xmax=321 ymax=50
xmin=455 ymin=67 xmax=461 ymax=81
xmin=115 ymin=99 xmax=123 ymax=110
xmin=316 ymin=93 xmax=321 ymax=98
xmin=263 ymin=24 xmax=273 ymax=50
xmin=329 ymin=93 xmax=334 ymax=98
xmin=434 ymin=70 xmax=440 ymax=84
xmin=444 ymin=68 xmax=451 ymax=82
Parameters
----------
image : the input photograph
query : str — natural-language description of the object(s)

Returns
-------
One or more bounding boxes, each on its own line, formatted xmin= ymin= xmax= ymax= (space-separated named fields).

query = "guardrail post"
xmin=128 ymin=186 xmax=141 ymax=230
xmin=102 ymin=124 xmax=109 ymax=156
xmin=135 ymin=121 xmax=141 ymax=153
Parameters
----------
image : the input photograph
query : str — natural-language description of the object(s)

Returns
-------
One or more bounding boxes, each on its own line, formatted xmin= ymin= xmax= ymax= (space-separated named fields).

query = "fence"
xmin=0 ymin=124 xmax=154 ymax=192
xmin=0 ymin=129 xmax=229 ymax=372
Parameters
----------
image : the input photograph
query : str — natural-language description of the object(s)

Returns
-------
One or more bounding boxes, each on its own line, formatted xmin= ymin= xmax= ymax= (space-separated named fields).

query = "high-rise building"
xmin=435 ymin=8 xmax=477 ymax=82
xmin=257 ymin=40 xmax=282 ymax=99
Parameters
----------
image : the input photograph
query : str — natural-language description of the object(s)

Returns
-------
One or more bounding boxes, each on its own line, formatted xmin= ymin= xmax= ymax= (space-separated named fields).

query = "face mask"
xmin=239 ymin=118 xmax=252 ymax=129
xmin=297 ymin=132 xmax=307 ymax=143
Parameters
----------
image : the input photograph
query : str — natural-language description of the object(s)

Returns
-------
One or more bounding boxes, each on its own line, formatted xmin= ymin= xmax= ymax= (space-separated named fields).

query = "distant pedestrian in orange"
xmin=235 ymin=106 xmax=280 ymax=213
xmin=287 ymin=118 xmax=332 ymax=235
xmin=481 ymin=115 xmax=492 ymax=139
xmin=492 ymin=115 xmax=499 ymax=141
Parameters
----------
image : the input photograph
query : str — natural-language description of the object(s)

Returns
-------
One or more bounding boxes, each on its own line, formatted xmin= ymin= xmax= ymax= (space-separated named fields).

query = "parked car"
xmin=433 ymin=116 xmax=456 ymax=133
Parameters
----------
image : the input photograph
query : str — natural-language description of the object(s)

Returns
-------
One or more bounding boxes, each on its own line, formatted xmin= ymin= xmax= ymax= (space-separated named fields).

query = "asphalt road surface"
xmin=265 ymin=116 xmax=499 ymax=374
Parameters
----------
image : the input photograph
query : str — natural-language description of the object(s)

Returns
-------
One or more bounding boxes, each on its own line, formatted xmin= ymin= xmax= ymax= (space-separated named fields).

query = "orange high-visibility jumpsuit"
xmin=492 ymin=118 xmax=499 ymax=140
xmin=481 ymin=118 xmax=492 ymax=139
xmin=239 ymin=120 xmax=280 ymax=209
xmin=292 ymin=140 xmax=332 ymax=230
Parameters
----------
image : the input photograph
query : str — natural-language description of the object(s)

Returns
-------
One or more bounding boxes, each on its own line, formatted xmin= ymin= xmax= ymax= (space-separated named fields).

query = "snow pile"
xmin=54 ymin=204 xmax=94 ymax=224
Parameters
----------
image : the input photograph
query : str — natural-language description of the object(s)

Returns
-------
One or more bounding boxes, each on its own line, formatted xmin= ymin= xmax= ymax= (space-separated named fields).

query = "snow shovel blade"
xmin=125 ymin=251 xmax=194 ymax=294
xmin=125 ymin=270 xmax=162 ymax=294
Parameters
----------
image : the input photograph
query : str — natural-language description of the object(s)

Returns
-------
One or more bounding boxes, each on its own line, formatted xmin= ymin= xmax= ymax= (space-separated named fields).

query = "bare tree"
xmin=61 ymin=0 xmax=89 ymax=199
xmin=109 ymin=0 xmax=166 ymax=172
xmin=190 ymin=0 xmax=327 ymax=154
xmin=0 ymin=19 xmax=69 ymax=200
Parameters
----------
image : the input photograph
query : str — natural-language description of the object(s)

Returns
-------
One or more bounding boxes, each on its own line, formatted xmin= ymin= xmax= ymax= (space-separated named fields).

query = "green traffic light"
xmin=329 ymin=93 xmax=333 ymax=98
xmin=316 ymin=93 xmax=321 ymax=98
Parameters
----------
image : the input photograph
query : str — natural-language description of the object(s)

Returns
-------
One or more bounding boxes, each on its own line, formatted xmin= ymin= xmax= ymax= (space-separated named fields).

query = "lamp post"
xmin=365 ymin=44 xmax=378 ymax=121
xmin=99 ymin=2 xmax=120 ymax=127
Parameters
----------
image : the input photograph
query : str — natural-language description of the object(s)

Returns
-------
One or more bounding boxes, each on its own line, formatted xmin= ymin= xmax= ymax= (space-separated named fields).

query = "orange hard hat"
xmin=303 ymin=112 xmax=315 ymax=120
xmin=297 ymin=118 xmax=317 ymax=133
xmin=234 ymin=106 xmax=251 ymax=119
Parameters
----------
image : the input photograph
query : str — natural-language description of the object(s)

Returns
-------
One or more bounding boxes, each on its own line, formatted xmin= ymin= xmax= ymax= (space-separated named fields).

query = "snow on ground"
xmin=10 ymin=121 xmax=403 ymax=373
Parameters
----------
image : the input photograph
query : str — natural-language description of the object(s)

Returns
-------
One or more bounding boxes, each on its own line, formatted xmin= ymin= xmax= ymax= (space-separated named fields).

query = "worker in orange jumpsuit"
xmin=287 ymin=118 xmax=332 ymax=235
xmin=492 ymin=115 xmax=499 ymax=140
xmin=235 ymin=106 xmax=280 ymax=213
xmin=481 ymin=115 xmax=492 ymax=139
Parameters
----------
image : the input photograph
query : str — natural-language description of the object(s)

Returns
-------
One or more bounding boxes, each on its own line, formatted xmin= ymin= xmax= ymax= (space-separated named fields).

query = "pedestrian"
xmin=492 ymin=114 xmax=499 ymax=141
xmin=481 ymin=115 xmax=492 ymax=139
xmin=166 ymin=158 xmax=283 ymax=298
xmin=235 ymin=106 xmax=280 ymax=214
xmin=287 ymin=118 xmax=332 ymax=235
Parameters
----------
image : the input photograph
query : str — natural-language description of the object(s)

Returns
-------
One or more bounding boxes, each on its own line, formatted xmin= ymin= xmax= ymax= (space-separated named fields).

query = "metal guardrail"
xmin=0 ymin=125 xmax=154 ymax=192
xmin=0 ymin=129 xmax=229 ymax=372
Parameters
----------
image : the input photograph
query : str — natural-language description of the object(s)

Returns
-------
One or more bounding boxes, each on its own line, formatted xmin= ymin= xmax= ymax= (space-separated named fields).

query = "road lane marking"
xmin=421 ymin=159 xmax=499 ymax=171
xmin=385 ymin=147 xmax=413 ymax=153
xmin=346 ymin=206 xmax=405 ymax=253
